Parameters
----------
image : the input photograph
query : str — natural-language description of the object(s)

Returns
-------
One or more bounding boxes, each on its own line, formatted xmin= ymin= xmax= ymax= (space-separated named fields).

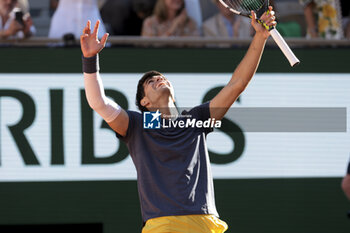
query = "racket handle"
xmin=269 ymin=28 xmax=300 ymax=67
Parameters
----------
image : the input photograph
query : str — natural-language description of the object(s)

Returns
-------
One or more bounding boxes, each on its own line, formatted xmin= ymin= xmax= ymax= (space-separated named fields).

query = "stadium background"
xmin=0 ymin=46 xmax=349 ymax=233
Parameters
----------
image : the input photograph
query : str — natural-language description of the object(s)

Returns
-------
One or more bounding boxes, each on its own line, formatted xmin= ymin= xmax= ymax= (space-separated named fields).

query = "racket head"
xmin=218 ymin=0 xmax=269 ymax=18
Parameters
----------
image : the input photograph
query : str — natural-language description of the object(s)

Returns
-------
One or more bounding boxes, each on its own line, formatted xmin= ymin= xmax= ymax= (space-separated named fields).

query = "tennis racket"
xmin=218 ymin=0 xmax=300 ymax=67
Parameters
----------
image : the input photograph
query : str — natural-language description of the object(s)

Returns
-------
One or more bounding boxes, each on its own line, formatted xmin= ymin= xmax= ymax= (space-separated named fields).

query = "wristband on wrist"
xmin=82 ymin=54 xmax=100 ymax=73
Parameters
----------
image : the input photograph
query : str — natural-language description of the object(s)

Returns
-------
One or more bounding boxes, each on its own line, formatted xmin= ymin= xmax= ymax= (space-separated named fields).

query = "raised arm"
xmin=209 ymin=7 xmax=276 ymax=120
xmin=81 ymin=20 xmax=129 ymax=136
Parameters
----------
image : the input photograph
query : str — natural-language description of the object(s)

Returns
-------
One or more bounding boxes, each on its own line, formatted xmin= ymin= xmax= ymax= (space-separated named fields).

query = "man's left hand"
xmin=251 ymin=6 xmax=277 ymax=39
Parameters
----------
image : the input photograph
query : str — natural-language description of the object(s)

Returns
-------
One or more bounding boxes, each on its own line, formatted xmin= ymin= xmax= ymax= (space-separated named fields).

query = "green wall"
xmin=0 ymin=47 xmax=349 ymax=73
xmin=0 ymin=46 xmax=349 ymax=233
xmin=0 ymin=179 xmax=349 ymax=233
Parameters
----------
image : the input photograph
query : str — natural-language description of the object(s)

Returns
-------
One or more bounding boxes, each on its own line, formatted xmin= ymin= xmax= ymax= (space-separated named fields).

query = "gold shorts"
xmin=142 ymin=214 xmax=228 ymax=233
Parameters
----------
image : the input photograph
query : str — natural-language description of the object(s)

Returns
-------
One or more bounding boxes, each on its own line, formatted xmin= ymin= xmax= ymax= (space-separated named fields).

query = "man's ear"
xmin=141 ymin=97 xmax=149 ymax=107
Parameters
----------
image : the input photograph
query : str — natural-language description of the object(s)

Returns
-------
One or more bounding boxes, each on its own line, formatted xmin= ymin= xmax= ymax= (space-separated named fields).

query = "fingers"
xmin=11 ymin=20 xmax=24 ymax=30
xmin=23 ymin=13 xmax=30 ymax=20
xmin=83 ymin=20 xmax=91 ymax=35
xmin=100 ymin=33 xmax=109 ymax=47
xmin=251 ymin=10 xmax=257 ymax=22
xmin=265 ymin=12 xmax=276 ymax=27
xmin=268 ymin=6 xmax=273 ymax=13
xmin=260 ymin=6 xmax=277 ymax=27
xmin=93 ymin=20 xmax=100 ymax=38
xmin=24 ymin=16 xmax=33 ymax=24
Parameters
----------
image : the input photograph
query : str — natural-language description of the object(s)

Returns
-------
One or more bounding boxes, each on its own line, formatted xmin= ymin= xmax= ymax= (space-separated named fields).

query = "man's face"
xmin=0 ymin=0 xmax=17 ymax=17
xmin=142 ymin=75 xmax=174 ymax=108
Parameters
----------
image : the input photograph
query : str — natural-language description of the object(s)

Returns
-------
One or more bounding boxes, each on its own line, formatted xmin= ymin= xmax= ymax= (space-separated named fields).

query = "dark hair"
xmin=136 ymin=70 xmax=163 ymax=112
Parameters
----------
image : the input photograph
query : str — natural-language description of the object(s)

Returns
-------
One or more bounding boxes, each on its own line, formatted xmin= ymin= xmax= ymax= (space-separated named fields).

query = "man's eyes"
xmin=148 ymin=77 xmax=166 ymax=85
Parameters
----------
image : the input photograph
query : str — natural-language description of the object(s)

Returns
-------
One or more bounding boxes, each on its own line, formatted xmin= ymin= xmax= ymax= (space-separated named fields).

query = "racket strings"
xmin=222 ymin=0 xmax=265 ymax=15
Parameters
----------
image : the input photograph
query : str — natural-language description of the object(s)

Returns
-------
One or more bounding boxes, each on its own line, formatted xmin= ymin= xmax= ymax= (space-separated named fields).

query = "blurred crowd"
xmin=300 ymin=0 xmax=348 ymax=39
xmin=0 ymin=0 xmax=349 ymax=40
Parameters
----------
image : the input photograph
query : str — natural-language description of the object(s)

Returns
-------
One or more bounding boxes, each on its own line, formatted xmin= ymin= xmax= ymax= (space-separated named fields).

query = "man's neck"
xmin=149 ymin=98 xmax=179 ymax=119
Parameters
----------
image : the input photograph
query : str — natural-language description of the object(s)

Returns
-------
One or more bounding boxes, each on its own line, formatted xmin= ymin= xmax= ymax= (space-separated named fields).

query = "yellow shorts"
xmin=142 ymin=214 xmax=228 ymax=233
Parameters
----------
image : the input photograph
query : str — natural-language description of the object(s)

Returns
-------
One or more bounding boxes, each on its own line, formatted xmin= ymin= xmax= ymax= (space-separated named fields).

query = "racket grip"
xmin=270 ymin=28 xmax=300 ymax=67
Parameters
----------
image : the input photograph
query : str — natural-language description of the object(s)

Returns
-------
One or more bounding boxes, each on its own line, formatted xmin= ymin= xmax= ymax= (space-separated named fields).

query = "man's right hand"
xmin=80 ymin=20 xmax=109 ymax=58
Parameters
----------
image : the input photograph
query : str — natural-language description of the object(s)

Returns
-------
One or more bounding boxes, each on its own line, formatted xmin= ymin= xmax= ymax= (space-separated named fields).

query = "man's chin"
xmin=157 ymin=86 xmax=172 ymax=96
xmin=157 ymin=85 xmax=170 ymax=91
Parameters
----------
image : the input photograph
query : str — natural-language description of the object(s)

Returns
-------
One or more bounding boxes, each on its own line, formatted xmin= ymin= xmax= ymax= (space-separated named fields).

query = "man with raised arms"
xmin=81 ymin=6 xmax=276 ymax=233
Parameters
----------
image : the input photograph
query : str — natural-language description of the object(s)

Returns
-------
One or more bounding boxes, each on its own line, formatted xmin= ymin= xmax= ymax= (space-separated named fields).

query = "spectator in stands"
xmin=184 ymin=0 xmax=202 ymax=29
xmin=0 ymin=0 xmax=35 ymax=39
xmin=341 ymin=161 xmax=350 ymax=200
xmin=49 ymin=0 xmax=59 ymax=16
xmin=100 ymin=0 xmax=130 ymax=35
xmin=141 ymin=0 xmax=199 ymax=37
xmin=131 ymin=0 xmax=157 ymax=35
xmin=340 ymin=0 xmax=350 ymax=39
xmin=345 ymin=21 xmax=350 ymax=39
xmin=50 ymin=0 xmax=107 ymax=16
xmin=299 ymin=0 xmax=342 ymax=39
xmin=101 ymin=0 xmax=155 ymax=35
xmin=49 ymin=0 xmax=106 ymax=39
xmin=202 ymin=0 xmax=252 ymax=38
xmin=16 ymin=0 xmax=28 ymax=13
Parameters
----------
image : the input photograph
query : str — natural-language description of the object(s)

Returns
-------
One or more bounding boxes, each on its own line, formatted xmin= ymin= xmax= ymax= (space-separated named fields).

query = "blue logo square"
xmin=143 ymin=110 xmax=161 ymax=129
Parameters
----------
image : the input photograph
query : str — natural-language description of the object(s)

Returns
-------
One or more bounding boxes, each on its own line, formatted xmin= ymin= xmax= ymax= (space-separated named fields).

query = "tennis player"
xmin=81 ymin=7 xmax=276 ymax=233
